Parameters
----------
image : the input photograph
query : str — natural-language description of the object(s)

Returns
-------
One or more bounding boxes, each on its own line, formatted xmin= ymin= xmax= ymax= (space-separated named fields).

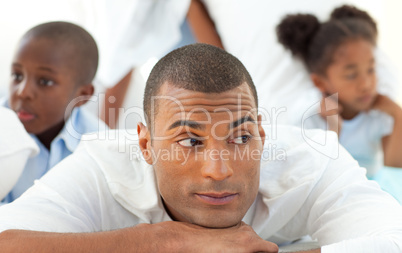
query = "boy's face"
xmin=320 ymin=39 xmax=377 ymax=118
xmin=9 ymin=36 xmax=83 ymax=135
xmin=139 ymin=82 xmax=265 ymax=228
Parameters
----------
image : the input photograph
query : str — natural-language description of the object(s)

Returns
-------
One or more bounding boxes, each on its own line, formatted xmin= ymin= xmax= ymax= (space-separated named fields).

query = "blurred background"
xmin=0 ymin=0 xmax=400 ymax=128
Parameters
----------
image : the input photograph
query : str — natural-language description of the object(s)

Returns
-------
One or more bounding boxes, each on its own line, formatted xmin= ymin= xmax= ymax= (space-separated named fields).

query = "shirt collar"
xmin=2 ymin=98 xmax=84 ymax=153
xmin=58 ymin=108 xmax=82 ymax=152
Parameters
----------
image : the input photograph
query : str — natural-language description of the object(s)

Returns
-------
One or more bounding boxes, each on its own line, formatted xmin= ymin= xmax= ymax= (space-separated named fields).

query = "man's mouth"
xmin=195 ymin=192 xmax=238 ymax=205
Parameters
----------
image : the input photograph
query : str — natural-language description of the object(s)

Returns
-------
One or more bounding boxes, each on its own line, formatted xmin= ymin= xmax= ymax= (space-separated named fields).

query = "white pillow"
xmin=0 ymin=107 xmax=39 ymax=200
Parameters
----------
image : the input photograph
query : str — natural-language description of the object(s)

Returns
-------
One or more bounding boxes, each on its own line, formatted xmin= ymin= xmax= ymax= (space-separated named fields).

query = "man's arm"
xmin=0 ymin=222 xmax=279 ymax=253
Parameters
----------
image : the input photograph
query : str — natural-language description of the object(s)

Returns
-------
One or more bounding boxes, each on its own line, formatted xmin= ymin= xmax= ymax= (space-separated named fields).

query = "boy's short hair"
xmin=22 ymin=21 xmax=98 ymax=85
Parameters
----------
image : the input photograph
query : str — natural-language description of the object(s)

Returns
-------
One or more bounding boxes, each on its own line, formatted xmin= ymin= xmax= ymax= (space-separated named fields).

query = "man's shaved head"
xmin=143 ymin=43 xmax=258 ymax=128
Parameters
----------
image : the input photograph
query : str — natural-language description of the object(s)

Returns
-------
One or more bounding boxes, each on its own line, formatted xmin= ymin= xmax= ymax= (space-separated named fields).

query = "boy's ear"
xmin=310 ymin=73 xmax=327 ymax=93
xmin=138 ymin=122 xmax=154 ymax=165
xmin=74 ymin=83 xmax=94 ymax=107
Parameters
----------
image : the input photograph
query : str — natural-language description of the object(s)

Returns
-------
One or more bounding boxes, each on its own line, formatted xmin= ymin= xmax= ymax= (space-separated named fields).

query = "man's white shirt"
xmin=0 ymin=126 xmax=401 ymax=253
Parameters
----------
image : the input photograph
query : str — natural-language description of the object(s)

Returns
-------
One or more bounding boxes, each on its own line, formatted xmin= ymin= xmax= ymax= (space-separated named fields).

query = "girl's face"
xmin=315 ymin=39 xmax=377 ymax=119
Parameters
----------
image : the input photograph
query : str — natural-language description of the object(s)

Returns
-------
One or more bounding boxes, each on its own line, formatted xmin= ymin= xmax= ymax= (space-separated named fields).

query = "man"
xmin=0 ymin=44 xmax=401 ymax=252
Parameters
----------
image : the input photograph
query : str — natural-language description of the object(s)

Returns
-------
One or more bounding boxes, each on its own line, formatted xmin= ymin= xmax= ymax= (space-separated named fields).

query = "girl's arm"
xmin=374 ymin=95 xmax=402 ymax=167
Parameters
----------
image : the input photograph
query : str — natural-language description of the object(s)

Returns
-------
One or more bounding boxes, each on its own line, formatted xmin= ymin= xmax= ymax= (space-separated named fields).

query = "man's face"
xmin=140 ymin=82 xmax=265 ymax=228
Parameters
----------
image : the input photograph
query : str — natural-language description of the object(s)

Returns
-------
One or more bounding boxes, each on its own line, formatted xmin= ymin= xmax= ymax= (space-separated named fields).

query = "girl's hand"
xmin=371 ymin=94 xmax=401 ymax=117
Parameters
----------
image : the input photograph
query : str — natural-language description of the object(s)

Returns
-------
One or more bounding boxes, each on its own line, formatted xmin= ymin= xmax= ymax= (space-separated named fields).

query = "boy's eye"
xmin=345 ymin=73 xmax=357 ymax=80
xmin=11 ymin=73 xmax=23 ymax=82
xmin=177 ymin=138 xmax=203 ymax=147
xmin=39 ymin=78 xmax=55 ymax=86
xmin=229 ymin=135 xmax=251 ymax=144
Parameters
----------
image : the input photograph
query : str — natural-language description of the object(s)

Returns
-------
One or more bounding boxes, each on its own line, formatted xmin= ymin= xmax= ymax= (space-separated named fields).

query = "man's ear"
xmin=74 ymin=84 xmax=95 ymax=107
xmin=138 ymin=122 xmax=153 ymax=165
xmin=310 ymin=73 xmax=327 ymax=93
xmin=257 ymin=114 xmax=266 ymax=147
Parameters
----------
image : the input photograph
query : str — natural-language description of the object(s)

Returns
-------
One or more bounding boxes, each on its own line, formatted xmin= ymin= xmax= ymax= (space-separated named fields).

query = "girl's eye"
xmin=368 ymin=67 xmax=375 ymax=74
xmin=229 ymin=135 xmax=251 ymax=144
xmin=39 ymin=79 xmax=55 ymax=86
xmin=177 ymin=138 xmax=203 ymax=147
xmin=11 ymin=73 xmax=23 ymax=82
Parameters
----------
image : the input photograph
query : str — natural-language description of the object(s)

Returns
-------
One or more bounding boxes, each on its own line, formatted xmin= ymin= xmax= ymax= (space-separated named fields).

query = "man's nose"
xmin=201 ymin=149 xmax=233 ymax=181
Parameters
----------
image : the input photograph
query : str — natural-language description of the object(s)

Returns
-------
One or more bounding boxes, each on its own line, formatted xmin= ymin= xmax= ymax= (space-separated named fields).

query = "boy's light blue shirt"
xmin=1 ymin=99 xmax=107 ymax=203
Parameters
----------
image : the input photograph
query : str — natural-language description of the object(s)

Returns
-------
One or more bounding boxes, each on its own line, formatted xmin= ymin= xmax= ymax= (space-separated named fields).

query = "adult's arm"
xmin=187 ymin=0 xmax=224 ymax=49
xmin=100 ymin=69 xmax=133 ymax=129
xmin=0 ymin=222 xmax=281 ymax=253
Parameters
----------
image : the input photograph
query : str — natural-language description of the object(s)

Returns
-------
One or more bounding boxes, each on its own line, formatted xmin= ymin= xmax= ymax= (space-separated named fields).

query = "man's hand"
xmin=150 ymin=221 xmax=279 ymax=253
xmin=0 ymin=221 xmax=278 ymax=253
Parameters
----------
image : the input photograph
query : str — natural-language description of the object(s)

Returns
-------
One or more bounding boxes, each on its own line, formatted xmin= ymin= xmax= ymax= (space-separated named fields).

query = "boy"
xmin=1 ymin=21 xmax=107 ymax=203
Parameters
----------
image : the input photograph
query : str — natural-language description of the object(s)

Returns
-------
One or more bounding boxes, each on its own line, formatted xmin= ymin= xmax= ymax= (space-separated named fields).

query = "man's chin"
xmin=190 ymin=213 xmax=243 ymax=229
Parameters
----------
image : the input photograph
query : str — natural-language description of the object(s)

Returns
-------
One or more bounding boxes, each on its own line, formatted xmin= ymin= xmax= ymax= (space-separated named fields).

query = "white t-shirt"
xmin=303 ymin=108 xmax=394 ymax=177
xmin=0 ymin=107 xmax=38 ymax=200
xmin=0 ymin=126 xmax=401 ymax=252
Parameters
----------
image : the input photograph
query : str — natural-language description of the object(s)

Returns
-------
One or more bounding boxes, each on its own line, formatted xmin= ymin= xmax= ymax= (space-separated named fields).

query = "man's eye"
xmin=177 ymin=138 xmax=203 ymax=147
xmin=11 ymin=73 xmax=23 ymax=82
xmin=229 ymin=135 xmax=251 ymax=144
xmin=39 ymin=79 xmax=55 ymax=86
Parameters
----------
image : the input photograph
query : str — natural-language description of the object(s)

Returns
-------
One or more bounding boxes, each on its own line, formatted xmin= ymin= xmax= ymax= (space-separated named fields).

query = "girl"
xmin=276 ymin=5 xmax=402 ymax=178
